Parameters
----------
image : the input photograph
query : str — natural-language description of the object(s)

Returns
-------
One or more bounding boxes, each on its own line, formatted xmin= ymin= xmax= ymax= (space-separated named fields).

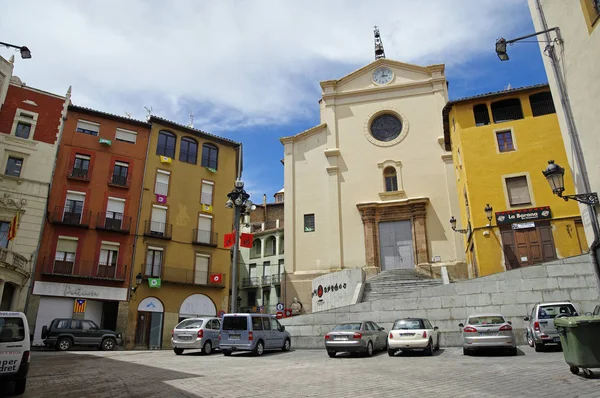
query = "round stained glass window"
xmin=370 ymin=114 xmax=403 ymax=142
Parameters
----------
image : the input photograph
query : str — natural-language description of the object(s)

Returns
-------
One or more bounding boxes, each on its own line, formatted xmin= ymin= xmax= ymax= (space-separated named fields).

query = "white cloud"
xmin=1 ymin=0 xmax=528 ymax=131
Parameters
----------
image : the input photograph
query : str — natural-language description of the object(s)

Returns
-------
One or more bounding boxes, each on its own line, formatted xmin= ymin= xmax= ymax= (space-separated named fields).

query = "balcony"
xmin=143 ymin=220 xmax=172 ymax=240
xmin=40 ymin=257 xmax=127 ymax=281
xmin=0 ymin=248 xmax=29 ymax=274
xmin=271 ymin=273 xmax=282 ymax=284
xmin=192 ymin=229 xmax=218 ymax=246
xmin=67 ymin=167 xmax=90 ymax=181
xmin=96 ymin=213 xmax=131 ymax=234
xmin=50 ymin=206 xmax=91 ymax=228
xmin=241 ymin=277 xmax=260 ymax=288
xmin=261 ymin=275 xmax=271 ymax=286
xmin=108 ymin=174 xmax=131 ymax=189
xmin=158 ymin=266 xmax=225 ymax=288
xmin=250 ymin=220 xmax=284 ymax=233
xmin=491 ymin=105 xmax=524 ymax=124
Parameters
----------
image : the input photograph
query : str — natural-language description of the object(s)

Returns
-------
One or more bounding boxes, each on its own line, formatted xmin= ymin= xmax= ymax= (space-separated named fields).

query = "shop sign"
xmin=495 ymin=206 xmax=552 ymax=225
xmin=512 ymin=222 xmax=536 ymax=230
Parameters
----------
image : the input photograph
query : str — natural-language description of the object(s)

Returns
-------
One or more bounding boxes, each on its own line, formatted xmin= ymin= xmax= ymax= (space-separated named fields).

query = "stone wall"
xmin=280 ymin=255 xmax=600 ymax=348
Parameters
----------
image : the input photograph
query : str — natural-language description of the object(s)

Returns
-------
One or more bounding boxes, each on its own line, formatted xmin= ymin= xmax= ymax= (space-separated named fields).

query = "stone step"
xmin=361 ymin=269 xmax=442 ymax=302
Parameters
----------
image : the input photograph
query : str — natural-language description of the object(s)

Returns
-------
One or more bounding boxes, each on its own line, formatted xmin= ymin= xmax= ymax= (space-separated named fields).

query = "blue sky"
xmin=0 ymin=0 xmax=548 ymax=203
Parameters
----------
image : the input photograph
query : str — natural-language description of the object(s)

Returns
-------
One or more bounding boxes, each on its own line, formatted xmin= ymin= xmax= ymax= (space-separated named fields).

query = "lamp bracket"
xmin=558 ymin=192 xmax=599 ymax=206
xmin=452 ymin=228 xmax=469 ymax=235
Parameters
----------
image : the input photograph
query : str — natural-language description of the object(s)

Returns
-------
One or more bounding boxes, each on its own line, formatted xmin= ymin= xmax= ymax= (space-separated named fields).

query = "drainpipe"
xmin=534 ymin=0 xmax=600 ymax=287
xmin=23 ymin=86 xmax=71 ymax=316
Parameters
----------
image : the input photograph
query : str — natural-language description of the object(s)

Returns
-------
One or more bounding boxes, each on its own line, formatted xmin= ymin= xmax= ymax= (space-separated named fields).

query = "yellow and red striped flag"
xmin=73 ymin=299 xmax=87 ymax=313
xmin=7 ymin=212 xmax=20 ymax=241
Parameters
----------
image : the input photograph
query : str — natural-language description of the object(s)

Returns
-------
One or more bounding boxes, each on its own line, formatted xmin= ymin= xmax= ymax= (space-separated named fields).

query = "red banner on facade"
xmin=224 ymin=233 xmax=235 ymax=248
xmin=209 ymin=273 xmax=222 ymax=284
xmin=240 ymin=232 xmax=253 ymax=248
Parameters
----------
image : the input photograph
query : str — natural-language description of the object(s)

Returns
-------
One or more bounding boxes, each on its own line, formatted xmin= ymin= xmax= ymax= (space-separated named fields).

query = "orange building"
xmin=28 ymin=105 xmax=151 ymax=345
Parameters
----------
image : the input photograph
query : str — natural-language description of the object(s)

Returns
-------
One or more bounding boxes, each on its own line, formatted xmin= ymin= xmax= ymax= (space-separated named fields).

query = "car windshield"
xmin=332 ymin=323 xmax=362 ymax=331
xmin=176 ymin=319 xmax=203 ymax=329
xmin=0 ymin=317 xmax=25 ymax=343
xmin=538 ymin=304 xmax=578 ymax=319
xmin=392 ymin=320 xmax=422 ymax=330
xmin=468 ymin=316 xmax=505 ymax=325
xmin=222 ymin=317 xmax=248 ymax=331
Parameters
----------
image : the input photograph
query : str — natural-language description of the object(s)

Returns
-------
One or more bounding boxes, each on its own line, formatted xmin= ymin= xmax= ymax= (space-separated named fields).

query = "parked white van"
xmin=0 ymin=311 xmax=31 ymax=395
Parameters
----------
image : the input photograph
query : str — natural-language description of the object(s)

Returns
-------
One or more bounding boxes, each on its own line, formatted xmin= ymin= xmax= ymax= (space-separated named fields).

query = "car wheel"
xmin=203 ymin=340 xmax=212 ymax=355
xmin=57 ymin=337 xmax=71 ymax=351
xmin=509 ymin=347 xmax=518 ymax=356
xmin=435 ymin=336 xmax=440 ymax=351
xmin=425 ymin=339 xmax=434 ymax=356
xmin=527 ymin=331 xmax=534 ymax=347
xmin=101 ymin=338 xmax=116 ymax=351
xmin=282 ymin=338 xmax=291 ymax=352
xmin=366 ymin=341 xmax=373 ymax=357
xmin=534 ymin=341 xmax=544 ymax=352
xmin=254 ymin=340 xmax=265 ymax=356
xmin=327 ymin=351 xmax=336 ymax=358
xmin=387 ymin=348 xmax=396 ymax=357
xmin=462 ymin=348 xmax=470 ymax=356
xmin=223 ymin=350 xmax=232 ymax=356
xmin=174 ymin=348 xmax=184 ymax=355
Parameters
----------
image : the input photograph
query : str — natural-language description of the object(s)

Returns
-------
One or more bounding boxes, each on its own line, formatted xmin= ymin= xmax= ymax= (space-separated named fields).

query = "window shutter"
xmin=66 ymin=191 xmax=86 ymax=203
xmin=506 ymin=176 xmax=531 ymax=205
xmin=107 ymin=198 xmax=125 ymax=214
xmin=76 ymin=120 xmax=100 ymax=133
xmin=115 ymin=128 xmax=137 ymax=143
xmin=201 ymin=182 xmax=214 ymax=205
xmin=194 ymin=254 xmax=209 ymax=284
xmin=197 ymin=215 xmax=212 ymax=232
xmin=151 ymin=206 xmax=167 ymax=223
xmin=57 ymin=238 xmax=78 ymax=253
xmin=155 ymin=171 xmax=170 ymax=195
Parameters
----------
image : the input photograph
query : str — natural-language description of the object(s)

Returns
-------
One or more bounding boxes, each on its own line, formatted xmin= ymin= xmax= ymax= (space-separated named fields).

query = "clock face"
xmin=372 ymin=67 xmax=394 ymax=85
xmin=370 ymin=114 xmax=402 ymax=142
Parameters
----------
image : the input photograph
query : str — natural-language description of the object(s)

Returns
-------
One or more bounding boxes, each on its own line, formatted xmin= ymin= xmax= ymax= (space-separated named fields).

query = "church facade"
xmin=280 ymin=59 xmax=465 ymax=312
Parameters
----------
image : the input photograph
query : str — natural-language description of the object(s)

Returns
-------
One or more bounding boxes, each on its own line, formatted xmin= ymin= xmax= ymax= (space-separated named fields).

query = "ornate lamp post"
xmin=484 ymin=204 xmax=494 ymax=225
xmin=542 ymin=160 xmax=599 ymax=205
xmin=0 ymin=41 xmax=31 ymax=59
xmin=449 ymin=216 xmax=468 ymax=234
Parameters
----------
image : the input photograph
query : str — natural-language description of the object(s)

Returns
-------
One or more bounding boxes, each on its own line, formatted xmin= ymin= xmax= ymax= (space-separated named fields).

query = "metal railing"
xmin=261 ymin=275 xmax=271 ymax=285
xmin=109 ymin=174 xmax=130 ymax=188
xmin=67 ymin=167 xmax=90 ymax=181
xmin=50 ymin=206 xmax=91 ymax=227
xmin=159 ymin=266 xmax=225 ymax=287
xmin=40 ymin=257 xmax=127 ymax=281
xmin=241 ymin=277 xmax=260 ymax=287
xmin=144 ymin=220 xmax=172 ymax=239
xmin=0 ymin=248 xmax=29 ymax=272
xmin=96 ymin=213 xmax=131 ymax=233
xmin=530 ymin=99 xmax=556 ymax=117
xmin=192 ymin=229 xmax=218 ymax=246
xmin=271 ymin=273 xmax=282 ymax=284
xmin=250 ymin=220 xmax=284 ymax=233
xmin=492 ymin=105 xmax=524 ymax=123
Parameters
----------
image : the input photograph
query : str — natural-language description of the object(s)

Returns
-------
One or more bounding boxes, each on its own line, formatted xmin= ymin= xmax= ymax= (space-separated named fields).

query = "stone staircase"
xmin=361 ymin=269 xmax=444 ymax=302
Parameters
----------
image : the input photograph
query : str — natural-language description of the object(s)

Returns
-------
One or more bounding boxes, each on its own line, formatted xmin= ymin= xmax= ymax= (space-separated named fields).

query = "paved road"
xmin=3 ymin=346 xmax=600 ymax=397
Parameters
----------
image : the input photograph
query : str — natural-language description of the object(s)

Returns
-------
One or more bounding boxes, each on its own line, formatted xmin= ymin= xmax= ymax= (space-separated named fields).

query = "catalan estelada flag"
xmin=73 ymin=299 xmax=86 ymax=313
xmin=7 ymin=212 xmax=20 ymax=241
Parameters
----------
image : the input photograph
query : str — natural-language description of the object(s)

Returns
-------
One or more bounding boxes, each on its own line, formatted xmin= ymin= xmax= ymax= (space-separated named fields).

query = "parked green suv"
xmin=41 ymin=318 xmax=122 ymax=351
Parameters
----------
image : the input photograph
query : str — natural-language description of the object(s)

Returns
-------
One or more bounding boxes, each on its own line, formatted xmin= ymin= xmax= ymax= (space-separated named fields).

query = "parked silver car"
xmin=524 ymin=301 xmax=578 ymax=352
xmin=171 ymin=317 xmax=221 ymax=355
xmin=219 ymin=314 xmax=291 ymax=356
xmin=325 ymin=321 xmax=387 ymax=358
xmin=459 ymin=313 xmax=517 ymax=356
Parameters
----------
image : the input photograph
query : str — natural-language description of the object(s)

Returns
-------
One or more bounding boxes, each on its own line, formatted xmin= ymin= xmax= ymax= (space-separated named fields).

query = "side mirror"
xmin=458 ymin=323 xmax=464 ymax=328
xmin=379 ymin=327 xmax=384 ymax=331
xmin=434 ymin=326 xmax=439 ymax=331
xmin=523 ymin=317 xmax=530 ymax=321
xmin=281 ymin=326 xmax=285 ymax=332
xmin=508 ymin=321 xmax=512 ymax=325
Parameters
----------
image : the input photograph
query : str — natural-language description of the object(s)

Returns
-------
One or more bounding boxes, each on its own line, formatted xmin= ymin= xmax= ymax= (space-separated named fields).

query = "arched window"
xmin=491 ymin=98 xmax=523 ymax=123
xmin=266 ymin=236 xmax=276 ymax=256
xmin=179 ymin=137 xmax=198 ymax=164
xmin=279 ymin=236 xmax=284 ymax=254
xmin=156 ymin=130 xmax=176 ymax=158
xmin=384 ymin=167 xmax=398 ymax=192
xmin=251 ymin=239 xmax=261 ymax=259
xmin=201 ymin=143 xmax=219 ymax=170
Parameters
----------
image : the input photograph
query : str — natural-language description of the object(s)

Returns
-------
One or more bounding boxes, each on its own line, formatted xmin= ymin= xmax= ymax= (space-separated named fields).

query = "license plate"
xmin=229 ymin=334 xmax=241 ymax=340
xmin=400 ymin=333 xmax=414 ymax=337
xmin=334 ymin=336 xmax=348 ymax=340
xmin=478 ymin=332 xmax=497 ymax=336
xmin=554 ymin=337 xmax=561 ymax=343
xmin=178 ymin=335 xmax=193 ymax=340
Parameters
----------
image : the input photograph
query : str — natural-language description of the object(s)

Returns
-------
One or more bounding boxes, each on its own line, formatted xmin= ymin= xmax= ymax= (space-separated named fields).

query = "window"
xmin=263 ymin=261 xmax=270 ymax=277
xmin=278 ymin=259 xmax=284 ymax=274
xmin=251 ymin=239 xmax=261 ymax=258
xmin=252 ymin=316 xmax=263 ymax=330
xmin=5 ymin=157 xmax=23 ymax=177
xmin=279 ymin=237 xmax=284 ymax=254
xmin=71 ymin=154 xmax=90 ymax=178
xmin=491 ymin=98 xmax=524 ymax=123
xmin=15 ymin=122 xmax=31 ymax=139
xmin=105 ymin=197 xmax=125 ymax=229
xmin=98 ymin=242 xmax=119 ymax=278
xmin=195 ymin=253 xmax=209 ymax=284
xmin=179 ymin=137 xmax=198 ymax=164
xmin=506 ymin=176 xmax=532 ymax=206
xmin=383 ymin=167 xmax=398 ymax=192
xmin=201 ymin=180 xmax=214 ymax=206
xmin=111 ymin=161 xmax=129 ymax=186
xmin=201 ymin=143 xmax=218 ymax=170
xmin=82 ymin=321 xmax=98 ymax=330
xmin=304 ymin=214 xmax=315 ymax=232
xmin=473 ymin=104 xmax=490 ymax=126
xmin=529 ymin=92 xmax=556 ymax=117
xmin=496 ymin=130 xmax=514 ymax=152
xmin=155 ymin=170 xmax=170 ymax=196
xmin=115 ymin=128 xmax=137 ymax=144
xmin=157 ymin=130 xmax=176 ymax=158
xmin=76 ymin=120 xmax=100 ymax=136
xmin=222 ymin=316 xmax=248 ymax=331
xmin=0 ymin=317 xmax=25 ymax=343
xmin=55 ymin=237 xmax=77 ymax=274
xmin=0 ymin=221 xmax=9 ymax=248
xmin=64 ymin=191 xmax=85 ymax=223
xmin=265 ymin=236 xmax=276 ymax=256
xmin=196 ymin=215 xmax=213 ymax=244
xmin=581 ymin=0 xmax=600 ymax=31
xmin=150 ymin=205 xmax=168 ymax=235
xmin=145 ymin=247 xmax=163 ymax=277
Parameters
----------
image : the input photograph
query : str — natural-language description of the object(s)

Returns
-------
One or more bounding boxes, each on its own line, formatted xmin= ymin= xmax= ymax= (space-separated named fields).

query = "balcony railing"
xmin=0 ymin=248 xmax=29 ymax=273
xmin=108 ymin=174 xmax=131 ymax=188
xmin=261 ymin=275 xmax=271 ymax=286
xmin=250 ymin=220 xmax=284 ymax=233
xmin=492 ymin=105 xmax=524 ymax=123
xmin=241 ymin=277 xmax=260 ymax=288
xmin=192 ymin=229 xmax=218 ymax=246
xmin=531 ymin=99 xmax=556 ymax=117
xmin=143 ymin=220 xmax=172 ymax=240
xmin=67 ymin=167 xmax=90 ymax=181
xmin=271 ymin=273 xmax=282 ymax=284
xmin=40 ymin=257 xmax=127 ymax=281
xmin=50 ymin=206 xmax=91 ymax=228
xmin=159 ymin=266 xmax=225 ymax=287
xmin=96 ymin=212 xmax=132 ymax=233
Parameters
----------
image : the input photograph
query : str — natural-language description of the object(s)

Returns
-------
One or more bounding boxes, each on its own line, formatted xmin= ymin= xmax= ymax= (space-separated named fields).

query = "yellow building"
xmin=442 ymin=84 xmax=588 ymax=278
xmin=126 ymin=116 xmax=241 ymax=350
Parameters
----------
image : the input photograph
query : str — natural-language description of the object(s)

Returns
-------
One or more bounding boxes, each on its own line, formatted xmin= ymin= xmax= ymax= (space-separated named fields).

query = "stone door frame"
xmin=357 ymin=198 xmax=429 ymax=272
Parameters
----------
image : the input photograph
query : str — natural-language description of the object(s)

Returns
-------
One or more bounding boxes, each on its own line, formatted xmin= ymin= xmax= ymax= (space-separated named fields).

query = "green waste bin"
xmin=555 ymin=315 xmax=600 ymax=378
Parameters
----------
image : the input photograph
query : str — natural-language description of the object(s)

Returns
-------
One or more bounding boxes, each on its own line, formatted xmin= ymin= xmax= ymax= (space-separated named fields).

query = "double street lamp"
xmin=450 ymin=204 xmax=494 ymax=234
xmin=225 ymin=180 xmax=256 ymax=313
xmin=0 ymin=41 xmax=32 ymax=59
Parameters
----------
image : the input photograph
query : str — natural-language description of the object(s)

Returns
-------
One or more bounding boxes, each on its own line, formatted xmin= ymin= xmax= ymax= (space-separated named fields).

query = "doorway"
xmin=500 ymin=221 xmax=557 ymax=269
xmin=135 ymin=311 xmax=163 ymax=349
xmin=0 ymin=283 xmax=15 ymax=311
xmin=101 ymin=301 xmax=119 ymax=330
xmin=378 ymin=220 xmax=414 ymax=270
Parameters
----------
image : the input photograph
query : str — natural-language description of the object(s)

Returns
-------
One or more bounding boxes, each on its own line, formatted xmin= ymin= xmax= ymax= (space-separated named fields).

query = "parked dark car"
xmin=41 ymin=318 xmax=122 ymax=351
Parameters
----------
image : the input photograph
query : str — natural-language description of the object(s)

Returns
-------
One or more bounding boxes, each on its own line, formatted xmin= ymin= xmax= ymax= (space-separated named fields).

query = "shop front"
xmin=134 ymin=296 xmax=164 ymax=350
xmin=178 ymin=293 xmax=217 ymax=322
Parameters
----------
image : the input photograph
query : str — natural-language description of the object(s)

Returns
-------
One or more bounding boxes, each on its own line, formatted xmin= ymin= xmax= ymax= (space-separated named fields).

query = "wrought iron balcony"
xmin=108 ymin=174 xmax=131 ymax=188
xmin=50 ymin=206 xmax=91 ymax=228
xmin=96 ymin=213 xmax=131 ymax=233
xmin=40 ymin=257 xmax=127 ymax=281
xmin=158 ymin=266 xmax=225 ymax=287
xmin=143 ymin=220 xmax=172 ymax=240
xmin=271 ymin=273 xmax=282 ymax=284
xmin=261 ymin=275 xmax=271 ymax=286
xmin=67 ymin=167 xmax=90 ymax=181
xmin=192 ymin=229 xmax=218 ymax=246
xmin=241 ymin=277 xmax=260 ymax=288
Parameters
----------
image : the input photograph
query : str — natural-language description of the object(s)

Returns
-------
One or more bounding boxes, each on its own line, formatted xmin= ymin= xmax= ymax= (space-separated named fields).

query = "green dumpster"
xmin=555 ymin=315 xmax=600 ymax=378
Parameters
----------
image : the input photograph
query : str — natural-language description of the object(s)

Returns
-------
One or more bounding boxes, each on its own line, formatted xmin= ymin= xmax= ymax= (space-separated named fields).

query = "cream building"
xmin=527 ymin=1 xmax=600 ymax=248
xmin=280 ymin=58 xmax=465 ymax=312
xmin=0 ymin=55 xmax=69 ymax=313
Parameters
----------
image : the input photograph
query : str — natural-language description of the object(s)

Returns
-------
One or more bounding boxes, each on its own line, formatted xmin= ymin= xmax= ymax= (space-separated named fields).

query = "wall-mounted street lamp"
xmin=0 ymin=41 xmax=32 ymax=59
xmin=542 ymin=160 xmax=599 ymax=205
xmin=130 ymin=273 xmax=143 ymax=298
xmin=449 ymin=216 xmax=468 ymax=234
xmin=495 ymin=27 xmax=560 ymax=62
xmin=484 ymin=204 xmax=493 ymax=226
